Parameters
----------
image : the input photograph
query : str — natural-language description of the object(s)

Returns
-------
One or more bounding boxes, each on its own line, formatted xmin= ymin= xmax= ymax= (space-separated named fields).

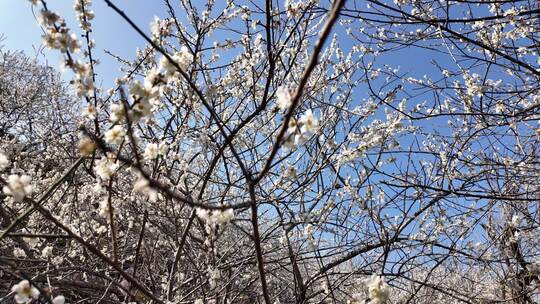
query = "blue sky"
xmin=0 ymin=1 xmax=443 ymax=97
xmin=0 ymin=0 xmax=170 ymax=85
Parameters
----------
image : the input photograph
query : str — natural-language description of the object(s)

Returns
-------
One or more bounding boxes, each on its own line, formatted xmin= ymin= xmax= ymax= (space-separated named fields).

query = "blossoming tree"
xmin=1 ymin=0 xmax=540 ymax=303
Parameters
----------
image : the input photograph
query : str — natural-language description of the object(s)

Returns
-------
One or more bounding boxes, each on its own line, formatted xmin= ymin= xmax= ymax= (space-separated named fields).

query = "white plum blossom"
xmin=208 ymin=266 xmax=222 ymax=288
xmin=104 ymin=125 xmax=126 ymax=145
xmin=160 ymin=46 xmax=192 ymax=76
xmin=133 ymin=176 xmax=158 ymax=201
xmin=366 ymin=275 xmax=390 ymax=304
xmin=109 ymin=102 xmax=126 ymax=123
xmin=3 ymin=174 xmax=33 ymax=202
xmin=83 ymin=105 xmax=97 ymax=119
xmin=282 ymin=109 xmax=320 ymax=148
xmin=38 ymin=7 xmax=94 ymax=101
xmin=299 ymin=109 xmax=318 ymax=135
xmin=94 ymin=156 xmax=119 ymax=181
xmin=52 ymin=295 xmax=66 ymax=304
xmin=67 ymin=59 xmax=90 ymax=77
xmin=510 ymin=214 xmax=520 ymax=227
xmin=129 ymin=77 xmax=161 ymax=119
xmin=98 ymin=198 xmax=110 ymax=218
xmin=504 ymin=7 xmax=519 ymax=24
xmin=38 ymin=10 xmax=60 ymax=26
xmin=43 ymin=28 xmax=81 ymax=53
xmin=212 ymin=208 xmax=234 ymax=225
xmin=11 ymin=280 xmax=40 ymax=304
xmin=133 ymin=176 xmax=150 ymax=193
xmin=78 ymin=136 xmax=96 ymax=156
xmin=196 ymin=208 xmax=234 ymax=225
xmin=276 ymin=86 xmax=293 ymax=110
xmin=495 ymin=100 xmax=505 ymax=113
xmin=304 ymin=223 xmax=314 ymax=237
xmin=284 ymin=0 xmax=308 ymax=18
xmin=160 ymin=55 xmax=176 ymax=75
xmin=72 ymin=75 xmax=94 ymax=97
xmin=143 ymin=142 xmax=169 ymax=160
xmin=13 ymin=248 xmax=26 ymax=258
xmin=150 ymin=16 xmax=171 ymax=39
xmin=143 ymin=143 xmax=159 ymax=160
xmin=130 ymin=75 xmax=162 ymax=120
xmin=42 ymin=246 xmax=53 ymax=258
xmin=74 ymin=0 xmax=94 ymax=31
xmin=0 ymin=152 xmax=9 ymax=171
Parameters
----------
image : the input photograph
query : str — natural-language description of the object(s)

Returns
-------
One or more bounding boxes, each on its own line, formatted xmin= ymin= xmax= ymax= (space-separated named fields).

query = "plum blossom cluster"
xmin=349 ymin=275 xmax=390 ymax=304
xmin=150 ymin=16 xmax=173 ymax=41
xmin=196 ymin=207 xmax=235 ymax=225
xmin=94 ymin=155 xmax=119 ymax=181
xmin=366 ymin=275 xmax=390 ymax=304
xmin=143 ymin=142 xmax=169 ymax=160
xmin=98 ymin=196 xmax=111 ymax=218
xmin=104 ymin=125 xmax=126 ymax=145
xmin=78 ymin=136 xmax=96 ymax=156
xmin=2 ymin=174 xmax=33 ymax=202
xmin=337 ymin=102 xmax=405 ymax=165
xmin=283 ymin=109 xmax=319 ymax=148
xmin=66 ymin=59 xmax=94 ymax=98
xmin=159 ymin=46 xmax=192 ymax=75
xmin=126 ymin=75 xmax=161 ymax=120
xmin=11 ymin=280 xmax=65 ymax=304
xmin=72 ymin=0 xmax=96 ymax=98
xmin=106 ymin=45 xmax=192 ymax=126
xmin=39 ymin=10 xmax=80 ymax=53
xmin=11 ymin=280 xmax=39 ymax=304
xmin=132 ymin=175 xmax=159 ymax=201
xmin=284 ymin=0 xmax=316 ymax=18
xmin=37 ymin=4 xmax=96 ymax=98
xmin=74 ymin=0 xmax=94 ymax=31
